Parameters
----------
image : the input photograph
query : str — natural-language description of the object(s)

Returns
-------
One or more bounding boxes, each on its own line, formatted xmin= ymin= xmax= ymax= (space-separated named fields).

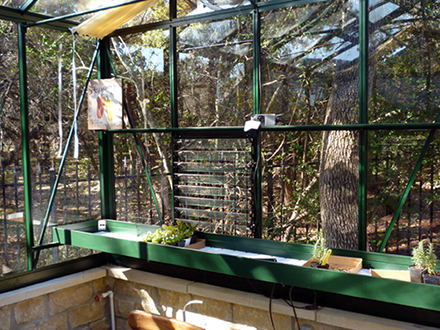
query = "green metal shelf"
xmin=52 ymin=220 xmax=440 ymax=314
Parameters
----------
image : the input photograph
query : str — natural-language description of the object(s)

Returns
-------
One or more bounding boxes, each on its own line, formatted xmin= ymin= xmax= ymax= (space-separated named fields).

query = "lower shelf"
xmin=51 ymin=219 xmax=440 ymax=315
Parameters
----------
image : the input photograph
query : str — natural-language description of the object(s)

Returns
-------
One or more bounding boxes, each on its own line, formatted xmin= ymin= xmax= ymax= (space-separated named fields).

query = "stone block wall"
xmin=109 ymin=276 xmax=302 ymax=330
xmin=107 ymin=267 xmax=432 ymax=330
xmin=0 ymin=269 xmax=110 ymax=330
xmin=0 ymin=266 xmax=436 ymax=330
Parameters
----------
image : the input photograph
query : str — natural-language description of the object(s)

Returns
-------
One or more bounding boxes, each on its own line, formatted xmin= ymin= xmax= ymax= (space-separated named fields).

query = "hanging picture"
xmin=88 ymin=78 xmax=123 ymax=130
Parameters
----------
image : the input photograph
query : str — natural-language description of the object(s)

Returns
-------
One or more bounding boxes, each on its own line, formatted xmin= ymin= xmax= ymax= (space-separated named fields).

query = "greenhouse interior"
xmin=0 ymin=0 xmax=440 ymax=329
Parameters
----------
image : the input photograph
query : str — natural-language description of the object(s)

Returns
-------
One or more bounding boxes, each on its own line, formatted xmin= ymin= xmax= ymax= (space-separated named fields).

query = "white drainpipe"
xmin=95 ymin=290 xmax=115 ymax=330
xmin=183 ymin=300 xmax=204 ymax=322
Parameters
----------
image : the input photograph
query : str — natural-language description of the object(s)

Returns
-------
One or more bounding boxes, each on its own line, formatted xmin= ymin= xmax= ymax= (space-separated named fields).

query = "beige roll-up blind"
xmin=72 ymin=0 xmax=159 ymax=39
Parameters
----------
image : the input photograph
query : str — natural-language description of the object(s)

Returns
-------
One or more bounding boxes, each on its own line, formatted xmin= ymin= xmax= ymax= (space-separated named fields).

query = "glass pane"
xmin=261 ymin=2 xmax=360 ymax=249
xmin=0 ymin=0 xmax=24 ymax=8
xmin=173 ymin=137 xmax=253 ymax=235
xmin=114 ymin=132 xmax=171 ymax=224
xmin=111 ymin=30 xmax=170 ymax=128
xmin=261 ymin=2 xmax=360 ymax=126
xmin=367 ymin=130 xmax=440 ymax=253
xmin=29 ymin=0 xmax=168 ymax=25
xmin=177 ymin=16 xmax=253 ymax=127
xmin=369 ymin=0 xmax=440 ymax=123
xmin=178 ymin=0 xmax=251 ymax=18
xmin=25 ymin=28 xmax=100 ymax=269
xmin=0 ymin=19 xmax=27 ymax=274
xmin=261 ymin=131 xmax=321 ymax=243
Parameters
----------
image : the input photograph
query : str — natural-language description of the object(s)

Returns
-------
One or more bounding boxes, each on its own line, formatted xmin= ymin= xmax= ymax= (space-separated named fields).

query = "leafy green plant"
xmin=161 ymin=231 xmax=182 ymax=245
xmin=411 ymin=240 xmax=426 ymax=269
xmin=142 ymin=221 xmax=196 ymax=245
xmin=176 ymin=220 xmax=196 ymax=239
xmin=425 ymin=243 xmax=437 ymax=276
xmin=312 ymin=233 xmax=331 ymax=265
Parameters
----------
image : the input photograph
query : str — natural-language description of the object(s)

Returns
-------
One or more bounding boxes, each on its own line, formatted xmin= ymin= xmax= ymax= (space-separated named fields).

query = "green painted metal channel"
xmin=52 ymin=220 xmax=440 ymax=314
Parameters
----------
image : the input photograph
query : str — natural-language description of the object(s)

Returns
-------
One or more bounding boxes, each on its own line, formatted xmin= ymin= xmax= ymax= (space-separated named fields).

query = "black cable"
xmin=252 ymin=139 xmax=260 ymax=235
xmin=269 ymin=283 xmax=276 ymax=330
xmin=289 ymin=286 xmax=301 ymax=330
xmin=245 ymin=130 xmax=260 ymax=236
xmin=286 ymin=289 xmax=319 ymax=311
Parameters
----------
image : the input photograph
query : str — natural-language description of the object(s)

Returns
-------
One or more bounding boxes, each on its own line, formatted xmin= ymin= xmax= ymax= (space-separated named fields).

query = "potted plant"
xmin=161 ymin=230 xmax=183 ymax=246
xmin=422 ymin=243 xmax=440 ymax=285
xmin=409 ymin=240 xmax=426 ymax=283
xmin=176 ymin=221 xmax=196 ymax=246
xmin=142 ymin=222 xmax=197 ymax=247
xmin=309 ymin=234 xmax=332 ymax=269
xmin=303 ymin=233 xmax=362 ymax=273
xmin=142 ymin=228 xmax=165 ymax=244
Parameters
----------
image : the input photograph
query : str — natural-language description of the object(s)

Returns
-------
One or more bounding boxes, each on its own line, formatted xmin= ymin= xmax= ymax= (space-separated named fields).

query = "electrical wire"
xmin=246 ymin=279 xmax=319 ymax=330
xmin=289 ymin=286 xmax=301 ymax=330
xmin=269 ymin=283 xmax=276 ymax=330
xmin=251 ymin=137 xmax=260 ymax=236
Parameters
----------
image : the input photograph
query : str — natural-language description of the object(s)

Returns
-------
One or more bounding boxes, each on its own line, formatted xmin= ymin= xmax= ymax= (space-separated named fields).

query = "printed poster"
xmin=88 ymin=78 xmax=123 ymax=130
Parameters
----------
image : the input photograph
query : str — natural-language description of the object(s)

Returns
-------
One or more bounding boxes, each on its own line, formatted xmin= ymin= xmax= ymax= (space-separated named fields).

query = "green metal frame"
xmin=0 ymin=5 xmax=76 ymax=30
xmin=18 ymin=23 xmax=33 ymax=270
xmin=6 ymin=0 xmax=440 ymax=319
xmin=252 ymin=7 xmax=263 ymax=238
xmin=97 ymin=38 xmax=117 ymax=220
xmin=170 ymin=0 xmax=178 ymax=224
xmin=358 ymin=0 xmax=368 ymax=251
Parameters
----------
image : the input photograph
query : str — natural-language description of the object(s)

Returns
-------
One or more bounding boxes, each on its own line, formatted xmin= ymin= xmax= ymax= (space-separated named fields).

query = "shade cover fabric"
xmin=72 ymin=0 xmax=159 ymax=39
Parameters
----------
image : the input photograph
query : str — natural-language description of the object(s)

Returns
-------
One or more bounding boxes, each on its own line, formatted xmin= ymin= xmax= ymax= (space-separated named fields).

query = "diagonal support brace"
xmin=106 ymin=48 xmax=164 ymax=224
xmin=378 ymin=111 xmax=440 ymax=252
xmin=32 ymin=40 xmax=101 ymax=269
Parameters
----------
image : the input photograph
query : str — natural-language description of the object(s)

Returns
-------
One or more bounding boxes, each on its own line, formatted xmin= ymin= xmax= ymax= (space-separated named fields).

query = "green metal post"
xmin=170 ymin=0 xmax=178 ymax=129
xmin=170 ymin=0 xmax=178 ymax=223
xmin=252 ymin=8 xmax=260 ymax=116
xmin=358 ymin=0 xmax=368 ymax=251
xmin=98 ymin=38 xmax=116 ymax=219
xmin=18 ymin=23 xmax=34 ymax=270
xmin=252 ymin=8 xmax=262 ymax=238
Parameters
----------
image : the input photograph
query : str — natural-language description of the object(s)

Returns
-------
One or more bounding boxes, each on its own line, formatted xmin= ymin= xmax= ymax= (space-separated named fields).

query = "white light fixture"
xmin=244 ymin=114 xmax=279 ymax=132
xmin=72 ymin=0 xmax=159 ymax=39
xmin=244 ymin=118 xmax=261 ymax=132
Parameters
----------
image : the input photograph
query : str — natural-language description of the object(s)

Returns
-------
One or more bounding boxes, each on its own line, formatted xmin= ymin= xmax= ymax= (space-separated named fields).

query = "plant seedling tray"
xmin=183 ymin=239 xmax=205 ymax=249
xmin=370 ymin=269 xmax=410 ymax=282
xmin=303 ymin=255 xmax=362 ymax=273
